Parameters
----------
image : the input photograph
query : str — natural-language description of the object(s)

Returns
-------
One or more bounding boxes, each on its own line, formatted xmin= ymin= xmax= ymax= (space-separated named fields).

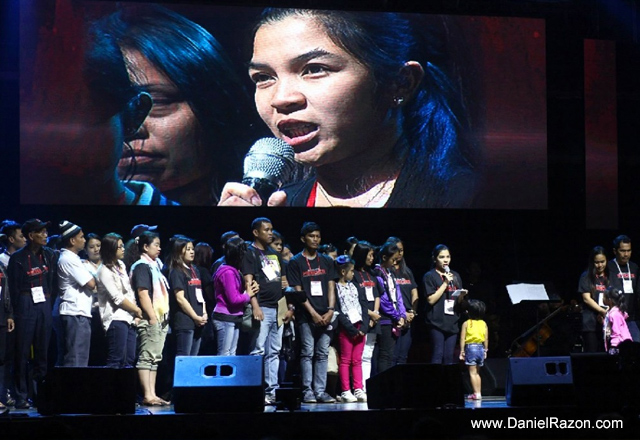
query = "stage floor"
xmin=1 ymin=395 xmax=637 ymax=440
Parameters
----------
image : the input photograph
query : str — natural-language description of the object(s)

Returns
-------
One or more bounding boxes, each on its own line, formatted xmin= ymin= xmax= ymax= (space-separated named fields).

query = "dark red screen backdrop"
xmin=584 ymin=39 xmax=618 ymax=230
xmin=19 ymin=1 xmax=548 ymax=209
xmin=462 ymin=16 xmax=547 ymax=210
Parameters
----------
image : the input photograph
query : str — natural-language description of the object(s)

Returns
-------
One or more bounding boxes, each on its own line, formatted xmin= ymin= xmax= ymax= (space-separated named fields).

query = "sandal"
xmin=141 ymin=399 xmax=162 ymax=407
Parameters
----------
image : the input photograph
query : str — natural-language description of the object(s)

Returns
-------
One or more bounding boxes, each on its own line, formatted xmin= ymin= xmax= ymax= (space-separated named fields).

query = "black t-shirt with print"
xmin=242 ymin=244 xmax=283 ymax=308
xmin=169 ymin=266 xmax=203 ymax=331
xmin=393 ymin=266 xmax=418 ymax=311
xmin=423 ymin=268 xmax=463 ymax=334
xmin=578 ymin=271 xmax=608 ymax=332
xmin=287 ymin=252 xmax=337 ymax=323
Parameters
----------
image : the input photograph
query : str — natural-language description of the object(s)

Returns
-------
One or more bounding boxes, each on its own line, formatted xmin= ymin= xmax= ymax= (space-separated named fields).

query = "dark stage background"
xmin=1 ymin=0 xmax=640 ymax=357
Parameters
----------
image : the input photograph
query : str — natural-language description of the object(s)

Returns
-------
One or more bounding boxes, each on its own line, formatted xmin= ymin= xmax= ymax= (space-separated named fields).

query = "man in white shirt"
xmin=57 ymin=221 xmax=96 ymax=367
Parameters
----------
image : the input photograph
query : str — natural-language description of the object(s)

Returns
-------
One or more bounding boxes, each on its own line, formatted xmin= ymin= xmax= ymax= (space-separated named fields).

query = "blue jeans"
xmin=175 ymin=329 xmax=202 ymax=356
xmin=250 ymin=307 xmax=282 ymax=396
xmin=214 ymin=319 xmax=240 ymax=356
xmin=61 ymin=315 xmax=91 ymax=367
xmin=464 ymin=343 xmax=485 ymax=366
xmin=299 ymin=322 xmax=333 ymax=395
xmin=105 ymin=320 xmax=137 ymax=368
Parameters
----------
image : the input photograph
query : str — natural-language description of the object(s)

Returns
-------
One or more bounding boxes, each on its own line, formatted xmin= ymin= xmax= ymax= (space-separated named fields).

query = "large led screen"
xmin=20 ymin=1 xmax=547 ymax=209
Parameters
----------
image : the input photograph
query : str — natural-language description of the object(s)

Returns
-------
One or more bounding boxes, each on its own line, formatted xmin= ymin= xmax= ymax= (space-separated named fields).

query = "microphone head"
xmin=243 ymin=138 xmax=296 ymax=188
xmin=444 ymin=265 xmax=451 ymax=273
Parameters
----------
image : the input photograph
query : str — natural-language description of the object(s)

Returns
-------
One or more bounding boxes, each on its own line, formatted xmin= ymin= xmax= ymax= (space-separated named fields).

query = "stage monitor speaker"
xmin=572 ymin=346 xmax=640 ymax=411
xmin=506 ymin=356 xmax=574 ymax=406
xmin=367 ymin=364 xmax=464 ymax=409
xmin=38 ymin=367 xmax=136 ymax=415
xmin=173 ymin=355 xmax=264 ymax=413
xmin=571 ymin=352 xmax=620 ymax=410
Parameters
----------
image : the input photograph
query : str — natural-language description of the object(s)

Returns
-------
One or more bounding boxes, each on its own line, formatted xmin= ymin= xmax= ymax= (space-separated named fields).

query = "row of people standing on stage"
xmin=579 ymin=235 xmax=637 ymax=353
xmin=0 ymin=215 xmax=474 ymax=410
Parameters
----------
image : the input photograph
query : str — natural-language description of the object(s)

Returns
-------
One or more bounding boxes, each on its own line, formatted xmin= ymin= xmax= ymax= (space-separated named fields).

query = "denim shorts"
xmin=464 ymin=343 xmax=485 ymax=366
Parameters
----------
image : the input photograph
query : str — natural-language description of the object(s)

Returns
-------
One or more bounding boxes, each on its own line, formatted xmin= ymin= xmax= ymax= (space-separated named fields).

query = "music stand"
xmin=507 ymin=283 xmax=561 ymax=357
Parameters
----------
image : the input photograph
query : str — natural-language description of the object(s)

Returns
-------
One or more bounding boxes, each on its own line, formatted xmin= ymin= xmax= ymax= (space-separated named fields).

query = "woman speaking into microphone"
xmin=218 ymin=8 xmax=476 ymax=208
xmin=422 ymin=244 xmax=467 ymax=364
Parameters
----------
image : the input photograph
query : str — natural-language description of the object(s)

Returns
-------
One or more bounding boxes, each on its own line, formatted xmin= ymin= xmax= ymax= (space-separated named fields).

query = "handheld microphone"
xmin=242 ymin=138 xmax=297 ymax=206
xmin=444 ymin=265 xmax=454 ymax=287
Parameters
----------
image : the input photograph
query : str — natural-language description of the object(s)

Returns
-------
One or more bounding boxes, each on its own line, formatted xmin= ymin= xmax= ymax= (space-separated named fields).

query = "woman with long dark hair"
xmin=578 ymin=246 xmax=609 ymax=352
xmin=96 ymin=233 xmax=143 ymax=368
xmin=212 ymin=237 xmax=258 ymax=356
xmin=96 ymin=4 xmax=258 ymax=205
xmin=373 ymin=242 xmax=406 ymax=374
xmin=220 ymin=8 xmax=476 ymax=207
xmin=194 ymin=242 xmax=216 ymax=355
xmin=351 ymin=241 xmax=380 ymax=391
xmin=386 ymin=236 xmax=419 ymax=365
xmin=423 ymin=244 xmax=468 ymax=365
xmin=167 ymin=235 xmax=207 ymax=357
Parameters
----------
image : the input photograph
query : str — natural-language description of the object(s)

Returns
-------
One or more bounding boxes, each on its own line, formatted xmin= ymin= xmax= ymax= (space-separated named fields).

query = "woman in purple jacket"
xmin=373 ymin=242 xmax=406 ymax=374
xmin=212 ymin=237 xmax=258 ymax=356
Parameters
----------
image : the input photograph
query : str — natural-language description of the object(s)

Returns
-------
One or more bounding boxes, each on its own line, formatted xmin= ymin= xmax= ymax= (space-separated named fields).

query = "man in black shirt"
xmin=7 ymin=219 xmax=57 ymax=409
xmin=287 ymin=222 xmax=337 ymax=403
xmin=242 ymin=218 xmax=290 ymax=405
xmin=609 ymin=235 xmax=639 ymax=341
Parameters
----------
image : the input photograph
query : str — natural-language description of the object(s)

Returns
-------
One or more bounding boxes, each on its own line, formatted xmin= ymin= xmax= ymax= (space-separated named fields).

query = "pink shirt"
xmin=604 ymin=307 xmax=632 ymax=350
xmin=213 ymin=265 xmax=250 ymax=316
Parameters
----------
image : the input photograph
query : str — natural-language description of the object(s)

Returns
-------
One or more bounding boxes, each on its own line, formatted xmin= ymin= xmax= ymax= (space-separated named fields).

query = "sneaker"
xmin=5 ymin=392 xmax=15 ymax=407
xmin=315 ymin=392 xmax=336 ymax=403
xmin=340 ymin=390 xmax=357 ymax=403
xmin=265 ymin=394 xmax=276 ymax=405
xmin=302 ymin=390 xmax=317 ymax=403
xmin=354 ymin=388 xmax=367 ymax=402
xmin=466 ymin=393 xmax=482 ymax=401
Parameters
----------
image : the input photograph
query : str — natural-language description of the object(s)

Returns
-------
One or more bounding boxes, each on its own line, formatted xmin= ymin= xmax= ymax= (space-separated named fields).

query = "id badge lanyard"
xmin=443 ymin=273 xmax=456 ymax=315
xmin=188 ymin=265 xmax=204 ymax=304
xmin=305 ymin=256 xmax=323 ymax=297
xmin=28 ymin=253 xmax=47 ymax=304
xmin=614 ymin=259 xmax=634 ymax=294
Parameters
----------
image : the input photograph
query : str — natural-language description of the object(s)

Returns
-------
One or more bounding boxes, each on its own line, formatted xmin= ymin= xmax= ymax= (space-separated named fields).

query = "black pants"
xmin=376 ymin=325 xmax=397 ymax=374
xmin=14 ymin=295 xmax=52 ymax=402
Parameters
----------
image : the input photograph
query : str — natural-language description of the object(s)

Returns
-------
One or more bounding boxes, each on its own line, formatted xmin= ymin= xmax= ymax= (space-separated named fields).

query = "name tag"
xmin=597 ymin=292 xmax=605 ymax=308
xmin=444 ymin=299 xmax=455 ymax=315
xmin=310 ymin=281 xmax=323 ymax=297
xmin=623 ymin=279 xmax=633 ymax=294
xmin=262 ymin=262 xmax=278 ymax=281
xmin=365 ymin=286 xmax=374 ymax=302
xmin=195 ymin=287 xmax=204 ymax=304
xmin=32 ymin=286 xmax=46 ymax=304
xmin=347 ymin=308 xmax=361 ymax=324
